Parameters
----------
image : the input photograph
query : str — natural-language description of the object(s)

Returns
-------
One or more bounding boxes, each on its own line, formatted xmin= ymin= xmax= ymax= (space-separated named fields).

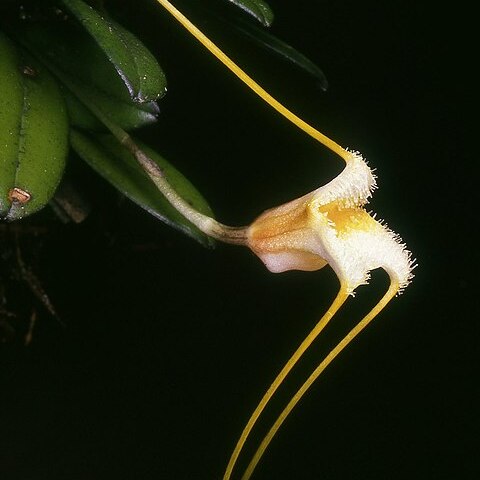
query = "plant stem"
xmin=46 ymin=64 xmax=248 ymax=245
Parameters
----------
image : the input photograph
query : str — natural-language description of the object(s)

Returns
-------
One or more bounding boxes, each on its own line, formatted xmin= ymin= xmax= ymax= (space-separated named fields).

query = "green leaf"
xmin=60 ymin=84 xmax=160 ymax=131
xmin=0 ymin=32 xmax=69 ymax=220
xmin=12 ymin=8 xmax=165 ymax=130
xmin=61 ymin=0 xmax=166 ymax=103
xmin=177 ymin=1 xmax=327 ymax=90
xmin=225 ymin=0 xmax=274 ymax=27
xmin=228 ymin=17 xmax=328 ymax=90
xmin=70 ymin=130 xmax=215 ymax=246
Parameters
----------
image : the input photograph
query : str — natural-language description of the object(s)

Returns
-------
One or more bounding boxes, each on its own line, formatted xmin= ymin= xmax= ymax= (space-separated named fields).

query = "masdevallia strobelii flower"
xmin=247 ymin=150 xmax=413 ymax=293
xmin=101 ymin=2 xmax=417 ymax=479
xmin=234 ymin=151 xmax=413 ymax=480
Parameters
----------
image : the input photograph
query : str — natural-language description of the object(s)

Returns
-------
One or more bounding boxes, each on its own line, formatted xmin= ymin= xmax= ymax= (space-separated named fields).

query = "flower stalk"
xmin=37 ymin=60 xmax=249 ymax=245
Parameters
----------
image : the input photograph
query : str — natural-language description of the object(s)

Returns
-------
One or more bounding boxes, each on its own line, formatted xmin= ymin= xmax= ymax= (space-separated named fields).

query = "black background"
xmin=0 ymin=1 xmax=477 ymax=479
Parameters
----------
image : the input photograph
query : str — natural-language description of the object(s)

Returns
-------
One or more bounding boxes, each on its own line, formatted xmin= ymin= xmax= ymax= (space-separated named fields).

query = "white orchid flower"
xmin=248 ymin=151 xmax=413 ymax=294
xmin=119 ymin=2 xmax=418 ymax=479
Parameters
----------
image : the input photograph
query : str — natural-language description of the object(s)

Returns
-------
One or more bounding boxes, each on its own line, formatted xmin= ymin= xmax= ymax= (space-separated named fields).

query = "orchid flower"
xmin=106 ymin=2 xmax=416 ymax=479
xmin=247 ymin=150 xmax=412 ymax=293
xmin=240 ymin=150 xmax=414 ymax=480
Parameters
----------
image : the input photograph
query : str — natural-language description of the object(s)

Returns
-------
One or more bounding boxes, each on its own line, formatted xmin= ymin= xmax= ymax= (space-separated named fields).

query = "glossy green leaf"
xmin=225 ymin=0 xmax=274 ymax=27
xmin=61 ymin=0 xmax=166 ymax=103
xmin=61 ymin=84 xmax=160 ymax=131
xmin=13 ymin=12 xmax=164 ymax=130
xmin=0 ymin=32 xmax=69 ymax=220
xmin=70 ymin=130 xmax=215 ymax=246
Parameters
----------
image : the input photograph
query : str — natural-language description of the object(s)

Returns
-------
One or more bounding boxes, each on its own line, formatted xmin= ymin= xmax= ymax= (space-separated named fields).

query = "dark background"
xmin=1 ymin=1 xmax=477 ymax=479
